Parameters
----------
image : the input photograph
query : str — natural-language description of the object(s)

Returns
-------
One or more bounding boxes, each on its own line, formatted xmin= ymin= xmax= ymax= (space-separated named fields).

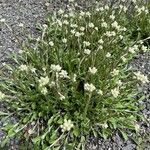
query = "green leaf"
xmin=120 ymin=130 xmax=128 ymax=141
xmin=73 ymin=127 xmax=79 ymax=137
xmin=32 ymin=136 xmax=41 ymax=144
xmin=2 ymin=124 xmax=14 ymax=132
xmin=0 ymin=111 xmax=9 ymax=116
xmin=48 ymin=116 xmax=54 ymax=125
xmin=57 ymin=118 xmax=63 ymax=124
xmin=8 ymin=129 xmax=15 ymax=138
xmin=81 ymin=136 xmax=85 ymax=143
xmin=23 ymin=116 xmax=29 ymax=123
xmin=65 ymin=144 xmax=74 ymax=150
xmin=1 ymin=138 xmax=9 ymax=148
xmin=31 ymin=103 xmax=36 ymax=109
xmin=102 ymin=129 xmax=109 ymax=140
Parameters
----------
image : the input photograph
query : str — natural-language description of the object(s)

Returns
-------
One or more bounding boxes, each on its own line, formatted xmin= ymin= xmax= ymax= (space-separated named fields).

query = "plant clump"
xmin=0 ymin=0 xmax=150 ymax=149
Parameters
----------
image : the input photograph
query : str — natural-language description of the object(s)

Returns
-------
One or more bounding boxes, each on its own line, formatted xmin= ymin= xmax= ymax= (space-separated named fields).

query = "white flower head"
xmin=101 ymin=123 xmax=108 ymax=128
xmin=58 ymin=9 xmax=64 ymax=15
xmin=18 ymin=23 xmax=24 ymax=27
xmin=110 ymin=14 xmax=115 ymax=20
xmin=117 ymin=80 xmax=123 ymax=86
xmin=70 ymin=24 xmax=78 ymax=28
xmin=123 ymin=6 xmax=127 ymax=12
xmin=106 ymin=52 xmax=111 ymax=58
xmin=69 ymin=0 xmax=74 ymax=2
xmin=119 ymin=4 xmax=123 ymax=9
xmin=86 ymin=12 xmax=91 ymax=17
xmin=63 ymin=20 xmax=69 ymax=25
xmin=19 ymin=64 xmax=28 ymax=71
xmin=0 ymin=91 xmax=5 ymax=100
xmin=111 ymin=87 xmax=120 ymax=98
xmin=99 ymin=45 xmax=103 ymax=50
xmin=80 ymin=11 xmax=85 ymax=16
xmin=96 ymin=8 xmax=100 ymax=12
xmin=112 ymin=21 xmax=120 ymax=30
xmin=89 ymin=22 xmax=94 ymax=28
xmin=129 ymin=47 xmax=135 ymax=54
xmin=135 ymin=123 xmax=140 ymax=132
xmin=49 ymin=41 xmax=54 ymax=46
xmin=134 ymin=71 xmax=149 ymax=84
xmin=71 ymin=29 xmax=75 ymax=35
xmin=73 ymin=74 xmax=77 ymax=82
xmin=80 ymin=26 xmax=85 ymax=31
xmin=89 ymin=67 xmax=97 ymax=75
xmin=0 ymin=18 xmax=6 ymax=22
xmin=119 ymin=35 xmax=123 ymax=40
xmin=69 ymin=11 xmax=75 ymax=17
xmin=99 ymin=7 xmax=104 ymax=11
xmin=98 ymin=39 xmax=104 ymax=44
xmin=62 ymin=38 xmax=67 ymax=43
xmin=39 ymin=76 xmax=49 ymax=87
xmin=141 ymin=45 xmax=148 ymax=52
xmin=60 ymin=119 xmax=74 ymax=132
xmin=49 ymin=81 xmax=55 ymax=88
xmin=95 ymin=27 xmax=98 ymax=31
xmin=43 ymin=24 xmax=48 ymax=29
xmin=75 ymin=32 xmax=81 ymax=37
xmin=41 ymin=87 xmax=48 ymax=95
xmin=31 ymin=67 xmax=36 ymax=73
xmin=97 ymin=89 xmax=103 ymax=95
xmin=121 ymin=56 xmax=127 ymax=62
xmin=64 ymin=14 xmax=68 ymax=18
xmin=50 ymin=64 xmax=62 ymax=72
xmin=45 ymin=2 xmax=50 ymax=7
xmin=84 ymin=83 xmax=96 ymax=93
xmin=42 ymin=67 xmax=46 ymax=72
xmin=83 ymin=41 xmax=90 ymax=47
xmin=58 ymin=93 xmax=65 ymax=100
xmin=105 ymin=31 xmax=116 ymax=37
xmin=101 ymin=22 xmax=108 ymax=28
xmin=104 ymin=5 xmax=109 ymax=10
xmin=145 ymin=9 xmax=148 ymax=14
xmin=133 ymin=45 xmax=139 ymax=51
xmin=57 ymin=19 xmax=62 ymax=27
xmin=112 ymin=69 xmax=119 ymax=76
xmin=84 ymin=49 xmax=91 ymax=55
xmin=59 ymin=70 xmax=70 ymax=79
xmin=112 ymin=21 xmax=118 ymax=27
xmin=132 ymin=0 xmax=136 ymax=3
xmin=111 ymin=31 xmax=116 ymax=36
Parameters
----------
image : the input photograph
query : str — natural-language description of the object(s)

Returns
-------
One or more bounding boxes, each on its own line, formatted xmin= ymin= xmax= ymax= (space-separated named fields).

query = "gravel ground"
xmin=0 ymin=0 xmax=47 ymax=63
xmin=0 ymin=0 xmax=150 ymax=149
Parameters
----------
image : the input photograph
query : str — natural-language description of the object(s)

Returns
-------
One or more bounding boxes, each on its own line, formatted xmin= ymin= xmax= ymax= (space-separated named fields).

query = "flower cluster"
xmin=19 ymin=64 xmax=28 ymax=71
xmin=38 ymin=76 xmax=49 ymax=87
xmin=60 ymin=119 xmax=74 ymax=132
xmin=84 ymin=83 xmax=96 ymax=93
xmin=50 ymin=64 xmax=62 ymax=72
xmin=88 ymin=67 xmax=97 ymax=75
xmin=111 ymin=88 xmax=120 ymax=98
xmin=134 ymin=71 xmax=149 ymax=84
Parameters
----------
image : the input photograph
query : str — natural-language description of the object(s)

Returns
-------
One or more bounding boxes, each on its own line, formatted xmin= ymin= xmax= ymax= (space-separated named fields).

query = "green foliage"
xmin=0 ymin=0 xmax=149 ymax=149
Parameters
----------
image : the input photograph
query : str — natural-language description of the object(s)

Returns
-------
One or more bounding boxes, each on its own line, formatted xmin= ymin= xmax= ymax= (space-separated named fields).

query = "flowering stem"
xmin=84 ymin=93 xmax=92 ymax=117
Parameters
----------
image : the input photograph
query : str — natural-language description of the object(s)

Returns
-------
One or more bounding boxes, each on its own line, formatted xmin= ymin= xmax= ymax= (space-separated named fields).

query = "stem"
xmin=138 ymin=36 xmax=150 ymax=43
xmin=78 ymin=56 xmax=85 ymax=74
xmin=84 ymin=93 xmax=92 ymax=117
xmin=49 ymin=133 xmax=64 ymax=148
